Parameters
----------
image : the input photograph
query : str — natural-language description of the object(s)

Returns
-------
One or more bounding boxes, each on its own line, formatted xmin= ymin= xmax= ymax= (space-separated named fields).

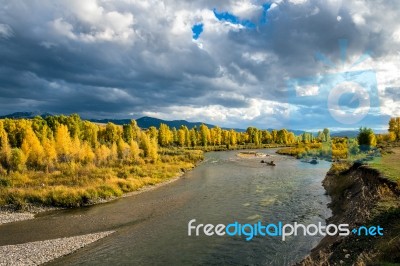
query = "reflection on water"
xmin=44 ymin=149 xmax=331 ymax=265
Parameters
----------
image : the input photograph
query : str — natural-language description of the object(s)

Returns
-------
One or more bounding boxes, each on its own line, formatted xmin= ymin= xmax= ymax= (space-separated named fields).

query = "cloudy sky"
xmin=0 ymin=0 xmax=399 ymax=130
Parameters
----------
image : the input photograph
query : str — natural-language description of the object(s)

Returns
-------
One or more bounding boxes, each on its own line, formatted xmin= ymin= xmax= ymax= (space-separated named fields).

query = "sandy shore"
xmin=0 ymin=231 xmax=114 ymax=265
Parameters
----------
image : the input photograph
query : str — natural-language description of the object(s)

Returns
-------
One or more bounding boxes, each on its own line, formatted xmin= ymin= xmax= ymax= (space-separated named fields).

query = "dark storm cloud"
xmin=0 ymin=0 xmax=398 ymax=128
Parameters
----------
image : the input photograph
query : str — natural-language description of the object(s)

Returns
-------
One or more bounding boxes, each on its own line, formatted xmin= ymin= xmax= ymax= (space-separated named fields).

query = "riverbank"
xmin=0 ymin=231 xmax=114 ymax=265
xmin=0 ymin=162 xmax=197 ymax=225
xmin=297 ymin=161 xmax=400 ymax=265
xmin=0 ymin=204 xmax=60 ymax=225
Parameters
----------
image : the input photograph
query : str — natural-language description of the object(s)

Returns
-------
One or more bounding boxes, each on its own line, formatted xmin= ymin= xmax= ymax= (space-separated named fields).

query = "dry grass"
xmin=0 ymin=150 xmax=203 ymax=208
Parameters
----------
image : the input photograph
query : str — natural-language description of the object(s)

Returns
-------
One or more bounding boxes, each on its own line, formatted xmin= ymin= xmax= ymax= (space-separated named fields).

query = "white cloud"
xmin=352 ymin=13 xmax=365 ymax=25
xmin=288 ymin=0 xmax=308 ymax=5
xmin=142 ymin=98 xmax=290 ymax=128
xmin=296 ymin=85 xmax=319 ymax=97
xmin=230 ymin=1 xmax=261 ymax=19
xmin=49 ymin=0 xmax=136 ymax=43
xmin=51 ymin=18 xmax=76 ymax=40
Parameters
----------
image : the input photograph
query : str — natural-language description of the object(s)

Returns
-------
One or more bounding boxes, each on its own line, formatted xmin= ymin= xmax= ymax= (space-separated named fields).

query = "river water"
xmin=0 ymin=149 xmax=332 ymax=265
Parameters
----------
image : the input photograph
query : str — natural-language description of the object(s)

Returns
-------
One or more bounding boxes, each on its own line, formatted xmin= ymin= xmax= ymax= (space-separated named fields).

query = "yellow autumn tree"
xmin=149 ymin=137 xmax=159 ymax=162
xmin=55 ymin=124 xmax=73 ymax=162
xmin=158 ymin=123 xmax=172 ymax=147
xmin=71 ymin=135 xmax=82 ymax=162
xmin=110 ymin=142 xmax=118 ymax=161
xmin=140 ymin=132 xmax=151 ymax=158
xmin=95 ymin=144 xmax=111 ymax=164
xmin=42 ymin=136 xmax=57 ymax=171
xmin=9 ymin=148 xmax=27 ymax=172
xmin=117 ymin=138 xmax=130 ymax=160
xmin=0 ymin=123 xmax=12 ymax=170
xmin=129 ymin=140 xmax=141 ymax=163
xmin=178 ymin=128 xmax=186 ymax=147
xmin=21 ymin=127 xmax=44 ymax=169
xmin=80 ymin=141 xmax=95 ymax=164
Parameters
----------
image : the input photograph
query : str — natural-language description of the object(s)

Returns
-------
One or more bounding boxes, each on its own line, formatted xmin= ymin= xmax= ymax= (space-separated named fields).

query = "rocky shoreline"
xmin=0 ymin=205 xmax=60 ymax=225
xmin=0 ymin=231 xmax=115 ymax=265
xmin=297 ymin=162 xmax=400 ymax=265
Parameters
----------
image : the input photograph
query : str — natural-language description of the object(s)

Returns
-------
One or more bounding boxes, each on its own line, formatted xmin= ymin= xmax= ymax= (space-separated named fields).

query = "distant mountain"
xmin=137 ymin=116 xmax=217 ymax=130
xmin=330 ymin=129 xmax=387 ymax=138
xmin=0 ymin=111 xmax=53 ymax=119
xmin=330 ymin=130 xmax=359 ymax=138
xmin=89 ymin=116 xmax=218 ymax=130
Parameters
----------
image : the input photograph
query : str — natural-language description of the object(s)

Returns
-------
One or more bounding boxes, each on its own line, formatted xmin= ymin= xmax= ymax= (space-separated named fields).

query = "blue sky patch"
xmin=192 ymin=23 xmax=204 ymax=40
xmin=260 ymin=3 xmax=272 ymax=24
xmin=213 ymin=8 xmax=256 ymax=29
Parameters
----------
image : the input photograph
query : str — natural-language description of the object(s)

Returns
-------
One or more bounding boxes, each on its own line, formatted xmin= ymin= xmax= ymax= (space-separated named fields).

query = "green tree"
xmin=103 ymin=122 xmax=122 ymax=143
xmin=82 ymin=121 xmax=99 ymax=148
xmin=357 ymin=127 xmax=377 ymax=150
xmin=389 ymin=117 xmax=400 ymax=141
xmin=122 ymin=124 xmax=133 ymax=143
xmin=323 ymin=128 xmax=330 ymax=142
xmin=66 ymin=114 xmax=83 ymax=139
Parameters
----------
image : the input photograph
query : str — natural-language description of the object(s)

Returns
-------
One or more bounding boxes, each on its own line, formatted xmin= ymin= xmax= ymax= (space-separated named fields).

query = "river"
xmin=0 ymin=149 xmax=332 ymax=265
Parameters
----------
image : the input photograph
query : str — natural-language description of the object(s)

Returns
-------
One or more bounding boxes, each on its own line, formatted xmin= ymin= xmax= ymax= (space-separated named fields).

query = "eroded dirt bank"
xmin=298 ymin=162 xmax=400 ymax=265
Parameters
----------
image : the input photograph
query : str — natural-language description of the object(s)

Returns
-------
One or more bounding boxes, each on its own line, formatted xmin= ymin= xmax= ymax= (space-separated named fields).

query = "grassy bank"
xmin=370 ymin=146 xmax=400 ymax=183
xmin=277 ymin=138 xmax=381 ymax=163
xmin=0 ymin=149 xmax=203 ymax=209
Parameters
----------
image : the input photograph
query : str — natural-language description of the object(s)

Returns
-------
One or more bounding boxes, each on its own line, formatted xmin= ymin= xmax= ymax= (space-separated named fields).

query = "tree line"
xmin=0 ymin=114 xmax=334 ymax=173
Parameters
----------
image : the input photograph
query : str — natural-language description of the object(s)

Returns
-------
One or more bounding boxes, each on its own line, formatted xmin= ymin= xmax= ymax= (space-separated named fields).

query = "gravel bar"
xmin=0 ymin=212 xmax=35 ymax=225
xmin=0 ymin=231 xmax=115 ymax=266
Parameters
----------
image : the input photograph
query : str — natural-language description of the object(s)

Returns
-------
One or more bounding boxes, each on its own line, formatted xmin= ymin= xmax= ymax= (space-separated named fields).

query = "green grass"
xmin=370 ymin=147 xmax=400 ymax=183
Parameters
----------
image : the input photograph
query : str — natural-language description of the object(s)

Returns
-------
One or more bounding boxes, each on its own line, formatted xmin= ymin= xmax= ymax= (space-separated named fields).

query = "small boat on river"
xmin=266 ymin=160 xmax=276 ymax=166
